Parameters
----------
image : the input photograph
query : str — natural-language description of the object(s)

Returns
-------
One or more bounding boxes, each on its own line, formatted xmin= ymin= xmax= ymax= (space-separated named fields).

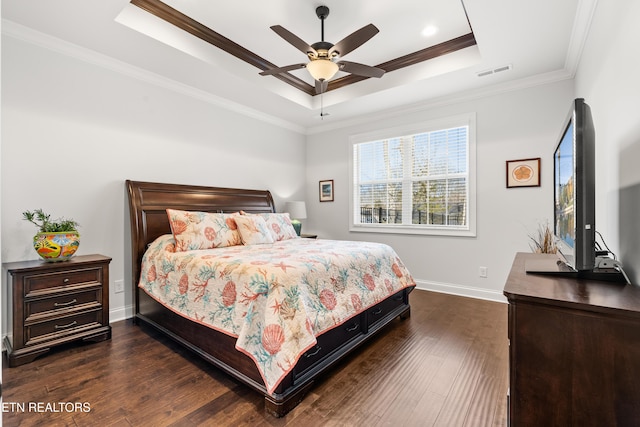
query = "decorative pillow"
xmin=259 ymin=213 xmax=298 ymax=241
xmin=234 ymin=215 xmax=275 ymax=245
xmin=166 ymin=209 xmax=242 ymax=252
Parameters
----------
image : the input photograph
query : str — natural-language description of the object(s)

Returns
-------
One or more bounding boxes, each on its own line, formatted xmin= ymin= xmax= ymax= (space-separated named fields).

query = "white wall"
xmin=1 ymin=36 xmax=306 ymax=323
xmin=574 ymin=0 xmax=640 ymax=282
xmin=305 ymin=80 xmax=575 ymax=300
xmin=304 ymin=0 xmax=640 ymax=295
xmin=3 ymin=0 xmax=637 ymax=331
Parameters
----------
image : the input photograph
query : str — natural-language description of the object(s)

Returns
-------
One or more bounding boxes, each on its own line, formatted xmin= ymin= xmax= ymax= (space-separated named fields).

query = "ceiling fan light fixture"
xmin=306 ymin=59 xmax=339 ymax=81
xmin=264 ymin=6 xmax=382 ymax=94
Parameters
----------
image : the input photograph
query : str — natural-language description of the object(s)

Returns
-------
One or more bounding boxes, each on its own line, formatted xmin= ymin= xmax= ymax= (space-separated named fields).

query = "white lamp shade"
xmin=285 ymin=201 xmax=307 ymax=219
xmin=306 ymin=59 xmax=339 ymax=81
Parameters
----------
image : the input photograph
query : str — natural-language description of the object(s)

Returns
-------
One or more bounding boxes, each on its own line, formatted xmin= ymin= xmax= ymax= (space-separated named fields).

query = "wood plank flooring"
xmin=2 ymin=290 xmax=508 ymax=426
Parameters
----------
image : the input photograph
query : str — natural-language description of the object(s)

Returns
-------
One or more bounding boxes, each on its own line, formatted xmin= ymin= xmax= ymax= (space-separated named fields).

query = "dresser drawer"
xmin=367 ymin=290 xmax=406 ymax=327
xmin=24 ymin=267 xmax=103 ymax=297
xmin=25 ymin=310 xmax=103 ymax=346
xmin=25 ymin=288 xmax=102 ymax=321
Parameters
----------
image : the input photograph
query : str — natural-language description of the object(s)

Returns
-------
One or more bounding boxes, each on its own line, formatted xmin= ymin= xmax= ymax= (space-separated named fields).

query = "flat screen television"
xmin=553 ymin=98 xmax=596 ymax=271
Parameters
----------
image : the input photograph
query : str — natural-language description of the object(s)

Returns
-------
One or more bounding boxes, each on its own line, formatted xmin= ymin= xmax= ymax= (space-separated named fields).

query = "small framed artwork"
xmin=319 ymin=179 xmax=334 ymax=202
xmin=506 ymin=158 xmax=541 ymax=188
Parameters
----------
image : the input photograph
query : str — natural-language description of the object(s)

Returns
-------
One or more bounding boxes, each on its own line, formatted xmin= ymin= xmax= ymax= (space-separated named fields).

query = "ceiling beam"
xmin=130 ymin=0 xmax=476 ymax=97
xmin=327 ymin=33 xmax=477 ymax=92
xmin=131 ymin=0 xmax=315 ymax=96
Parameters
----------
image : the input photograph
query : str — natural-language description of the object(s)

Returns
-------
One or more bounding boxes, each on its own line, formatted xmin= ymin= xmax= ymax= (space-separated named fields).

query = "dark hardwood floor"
xmin=2 ymin=290 xmax=508 ymax=426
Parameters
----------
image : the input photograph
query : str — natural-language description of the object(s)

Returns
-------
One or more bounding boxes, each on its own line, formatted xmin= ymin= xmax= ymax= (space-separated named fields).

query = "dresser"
xmin=504 ymin=252 xmax=640 ymax=426
xmin=3 ymin=254 xmax=112 ymax=367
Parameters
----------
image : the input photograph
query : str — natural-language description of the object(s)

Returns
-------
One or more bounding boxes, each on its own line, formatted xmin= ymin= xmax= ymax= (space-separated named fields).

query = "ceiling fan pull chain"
xmin=320 ymin=92 xmax=330 ymax=120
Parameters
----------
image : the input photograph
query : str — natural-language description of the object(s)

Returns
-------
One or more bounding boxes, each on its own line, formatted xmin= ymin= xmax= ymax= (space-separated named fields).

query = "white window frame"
xmin=349 ymin=113 xmax=476 ymax=237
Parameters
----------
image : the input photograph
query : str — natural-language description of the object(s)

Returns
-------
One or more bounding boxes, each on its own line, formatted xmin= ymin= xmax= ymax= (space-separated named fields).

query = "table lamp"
xmin=285 ymin=201 xmax=307 ymax=236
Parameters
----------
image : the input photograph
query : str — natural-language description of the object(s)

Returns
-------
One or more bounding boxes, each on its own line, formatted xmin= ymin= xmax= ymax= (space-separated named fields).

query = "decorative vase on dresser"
xmin=3 ymin=254 xmax=112 ymax=367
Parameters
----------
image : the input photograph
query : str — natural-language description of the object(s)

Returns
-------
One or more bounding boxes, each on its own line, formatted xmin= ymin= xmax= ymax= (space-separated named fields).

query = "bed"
xmin=126 ymin=180 xmax=415 ymax=417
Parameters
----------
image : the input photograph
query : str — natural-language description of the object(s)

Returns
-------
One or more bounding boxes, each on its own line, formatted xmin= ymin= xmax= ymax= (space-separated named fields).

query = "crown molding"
xmin=3 ymin=0 xmax=593 ymax=138
xmin=564 ymin=0 xmax=598 ymax=76
xmin=2 ymin=19 xmax=306 ymax=135
xmin=306 ymin=69 xmax=574 ymax=135
xmin=305 ymin=1 xmax=596 ymax=135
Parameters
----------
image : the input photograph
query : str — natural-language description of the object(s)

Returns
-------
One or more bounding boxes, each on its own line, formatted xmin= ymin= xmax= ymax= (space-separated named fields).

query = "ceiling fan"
xmin=259 ymin=5 xmax=385 ymax=94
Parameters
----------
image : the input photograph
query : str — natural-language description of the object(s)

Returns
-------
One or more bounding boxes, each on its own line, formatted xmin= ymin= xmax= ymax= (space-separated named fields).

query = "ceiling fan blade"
xmin=270 ymin=25 xmax=318 ymax=57
xmin=338 ymin=61 xmax=385 ymax=78
xmin=315 ymin=80 xmax=328 ymax=94
xmin=329 ymin=24 xmax=379 ymax=58
xmin=259 ymin=63 xmax=307 ymax=76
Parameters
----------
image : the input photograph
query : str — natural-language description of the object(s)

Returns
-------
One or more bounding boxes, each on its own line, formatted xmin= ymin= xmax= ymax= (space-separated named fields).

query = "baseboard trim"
xmin=109 ymin=304 xmax=134 ymax=323
xmin=414 ymin=279 xmax=507 ymax=303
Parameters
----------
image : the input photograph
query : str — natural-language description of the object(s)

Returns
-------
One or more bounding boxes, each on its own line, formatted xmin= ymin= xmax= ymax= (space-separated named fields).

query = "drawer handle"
xmin=393 ymin=295 xmax=403 ymax=301
xmin=345 ymin=323 xmax=359 ymax=332
xmin=54 ymin=321 xmax=78 ymax=330
xmin=54 ymin=298 xmax=77 ymax=307
xmin=305 ymin=345 xmax=322 ymax=358
xmin=63 ymin=278 xmax=70 ymax=284
xmin=372 ymin=308 xmax=383 ymax=315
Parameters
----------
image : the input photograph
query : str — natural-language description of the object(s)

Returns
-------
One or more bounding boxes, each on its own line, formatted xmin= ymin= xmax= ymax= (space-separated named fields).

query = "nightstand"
xmin=300 ymin=234 xmax=318 ymax=239
xmin=3 ymin=254 xmax=112 ymax=367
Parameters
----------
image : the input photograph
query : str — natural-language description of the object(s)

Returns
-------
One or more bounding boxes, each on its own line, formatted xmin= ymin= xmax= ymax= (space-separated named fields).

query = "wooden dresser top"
xmin=504 ymin=252 xmax=640 ymax=316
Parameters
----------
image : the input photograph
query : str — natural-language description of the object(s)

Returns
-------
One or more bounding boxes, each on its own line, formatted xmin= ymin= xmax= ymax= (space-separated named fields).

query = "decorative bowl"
xmin=33 ymin=231 xmax=80 ymax=261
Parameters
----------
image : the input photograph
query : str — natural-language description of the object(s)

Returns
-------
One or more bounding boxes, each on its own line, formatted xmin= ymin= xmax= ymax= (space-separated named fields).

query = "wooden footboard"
xmin=126 ymin=180 xmax=412 ymax=417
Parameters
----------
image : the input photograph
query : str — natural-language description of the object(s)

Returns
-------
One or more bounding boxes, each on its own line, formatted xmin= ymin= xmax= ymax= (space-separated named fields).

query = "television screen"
xmin=554 ymin=122 xmax=575 ymax=253
xmin=553 ymin=98 xmax=596 ymax=271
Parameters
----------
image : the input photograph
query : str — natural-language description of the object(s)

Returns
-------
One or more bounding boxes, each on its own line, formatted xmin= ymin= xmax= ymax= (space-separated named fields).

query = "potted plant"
xmin=23 ymin=209 xmax=80 ymax=261
xmin=529 ymin=221 xmax=557 ymax=254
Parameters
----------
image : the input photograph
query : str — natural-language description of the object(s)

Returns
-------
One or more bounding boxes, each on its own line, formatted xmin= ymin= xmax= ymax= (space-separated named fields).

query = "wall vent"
xmin=477 ymin=64 xmax=512 ymax=77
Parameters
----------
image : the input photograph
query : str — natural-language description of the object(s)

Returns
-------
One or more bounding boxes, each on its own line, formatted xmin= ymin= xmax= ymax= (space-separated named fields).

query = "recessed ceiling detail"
xmin=4 ymin=0 xmax=588 ymax=129
xmin=129 ymin=0 xmax=477 ymax=97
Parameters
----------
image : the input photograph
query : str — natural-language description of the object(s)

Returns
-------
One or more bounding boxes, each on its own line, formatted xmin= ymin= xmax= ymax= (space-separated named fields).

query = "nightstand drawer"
xmin=4 ymin=254 xmax=112 ymax=366
xmin=24 ymin=267 xmax=103 ymax=297
xmin=25 ymin=288 xmax=102 ymax=321
xmin=25 ymin=310 xmax=103 ymax=346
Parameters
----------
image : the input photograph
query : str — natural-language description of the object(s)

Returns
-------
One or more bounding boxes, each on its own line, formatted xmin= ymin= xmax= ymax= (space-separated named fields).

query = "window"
xmin=350 ymin=114 xmax=476 ymax=236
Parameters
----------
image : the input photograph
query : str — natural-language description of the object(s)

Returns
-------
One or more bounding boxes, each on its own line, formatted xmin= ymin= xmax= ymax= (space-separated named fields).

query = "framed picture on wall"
xmin=319 ymin=179 xmax=334 ymax=202
xmin=506 ymin=158 xmax=541 ymax=188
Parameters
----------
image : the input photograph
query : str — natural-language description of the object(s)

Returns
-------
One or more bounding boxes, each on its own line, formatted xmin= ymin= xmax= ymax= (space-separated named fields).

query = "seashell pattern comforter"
xmin=139 ymin=235 xmax=416 ymax=394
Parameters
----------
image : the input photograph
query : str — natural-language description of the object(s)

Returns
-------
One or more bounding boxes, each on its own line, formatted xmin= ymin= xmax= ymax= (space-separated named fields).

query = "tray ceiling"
xmin=3 ymin=0 xmax=592 ymax=132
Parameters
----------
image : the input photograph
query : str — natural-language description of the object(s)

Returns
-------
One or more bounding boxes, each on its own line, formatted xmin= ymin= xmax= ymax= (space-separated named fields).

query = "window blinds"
xmin=354 ymin=126 xmax=468 ymax=228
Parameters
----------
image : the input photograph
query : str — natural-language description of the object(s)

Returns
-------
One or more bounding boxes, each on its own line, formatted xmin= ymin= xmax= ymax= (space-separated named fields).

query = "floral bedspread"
xmin=139 ymin=235 xmax=416 ymax=394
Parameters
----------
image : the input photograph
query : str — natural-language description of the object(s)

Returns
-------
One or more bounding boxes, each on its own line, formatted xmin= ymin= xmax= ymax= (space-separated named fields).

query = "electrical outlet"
xmin=114 ymin=279 xmax=125 ymax=293
xmin=479 ymin=266 xmax=488 ymax=278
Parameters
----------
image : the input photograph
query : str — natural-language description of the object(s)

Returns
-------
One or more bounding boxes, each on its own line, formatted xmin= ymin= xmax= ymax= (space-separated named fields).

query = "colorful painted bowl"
xmin=33 ymin=231 xmax=80 ymax=261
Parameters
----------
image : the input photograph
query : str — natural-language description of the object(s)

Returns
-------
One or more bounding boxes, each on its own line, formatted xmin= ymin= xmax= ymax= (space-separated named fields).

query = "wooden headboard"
xmin=125 ymin=180 xmax=276 ymax=311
